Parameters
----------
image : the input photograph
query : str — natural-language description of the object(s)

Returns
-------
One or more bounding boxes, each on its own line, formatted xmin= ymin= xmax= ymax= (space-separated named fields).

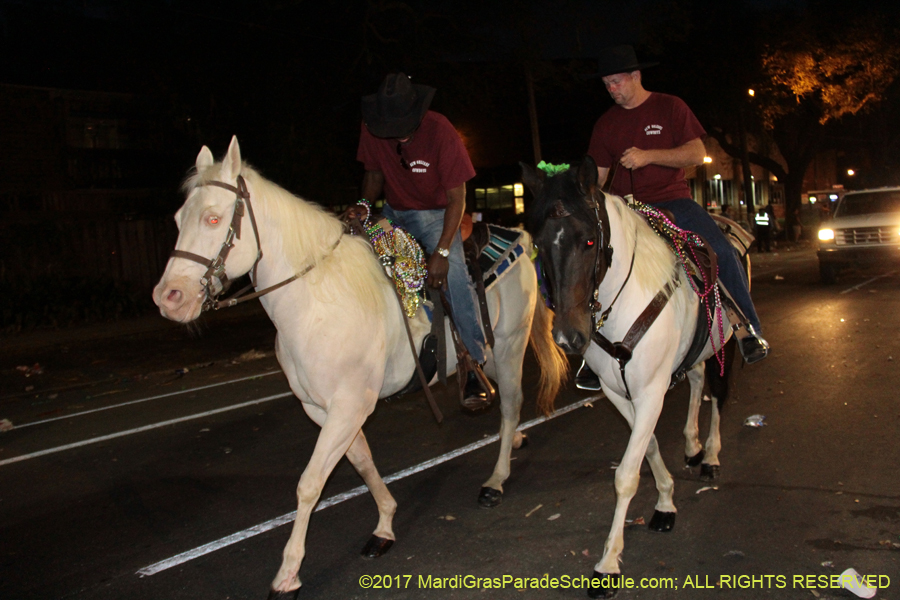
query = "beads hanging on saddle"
xmin=352 ymin=201 xmax=427 ymax=318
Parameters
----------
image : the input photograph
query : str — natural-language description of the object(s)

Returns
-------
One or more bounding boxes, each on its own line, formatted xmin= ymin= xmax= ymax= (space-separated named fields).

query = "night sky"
xmin=2 ymin=0 xmax=899 ymax=200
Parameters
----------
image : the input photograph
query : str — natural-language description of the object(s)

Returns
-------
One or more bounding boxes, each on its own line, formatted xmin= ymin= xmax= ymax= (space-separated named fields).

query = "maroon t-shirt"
xmin=357 ymin=111 xmax=476 ymax=211
xmin=588 ymin=92 xmax=706 ymax=204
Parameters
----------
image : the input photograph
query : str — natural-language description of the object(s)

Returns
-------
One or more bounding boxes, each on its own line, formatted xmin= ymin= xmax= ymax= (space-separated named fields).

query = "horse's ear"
xmin=196 ymin=145 xmax=214 ymax=171
xmin=576 ymin=155 xmax=598 ymax=196
xmin=221 ymin=135 xmax=242 ymax=181
xmin=520 ymin=161 xmax=544 ymax=198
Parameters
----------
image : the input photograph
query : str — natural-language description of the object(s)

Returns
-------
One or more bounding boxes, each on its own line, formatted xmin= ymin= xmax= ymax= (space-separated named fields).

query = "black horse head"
xmin=522 ymin=155 xmax=613 ymax=355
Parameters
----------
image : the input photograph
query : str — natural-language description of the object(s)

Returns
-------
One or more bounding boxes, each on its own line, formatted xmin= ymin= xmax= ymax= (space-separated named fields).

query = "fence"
xmin=1 ymin=214 xmax=178 ymax=292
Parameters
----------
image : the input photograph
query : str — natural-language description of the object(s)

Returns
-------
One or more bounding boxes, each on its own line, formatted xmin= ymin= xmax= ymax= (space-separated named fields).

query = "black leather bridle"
xmin=169 ymin=174 xmax=339 ymax=311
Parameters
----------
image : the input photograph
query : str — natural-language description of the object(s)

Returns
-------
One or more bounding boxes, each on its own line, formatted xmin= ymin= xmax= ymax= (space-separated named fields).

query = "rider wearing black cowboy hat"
xmin=355 ymin=73 xmax=490 ymax=412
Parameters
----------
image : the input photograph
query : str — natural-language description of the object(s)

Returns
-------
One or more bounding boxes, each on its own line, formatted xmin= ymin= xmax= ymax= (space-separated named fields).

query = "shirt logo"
xmin=644 ymin=124 xmax=663 ymax=136
xmin=409 ymin=160 xmax=430 ymax=174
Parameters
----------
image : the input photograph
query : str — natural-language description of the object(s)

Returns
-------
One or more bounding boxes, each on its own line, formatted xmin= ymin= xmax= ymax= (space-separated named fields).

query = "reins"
xmin=169 ymin=174 xmax=341 ymax=311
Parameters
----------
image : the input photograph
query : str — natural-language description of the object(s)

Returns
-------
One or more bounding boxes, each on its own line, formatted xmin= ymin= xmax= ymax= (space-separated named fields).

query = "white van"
xmin=817 ymin=187 xmax=900 ymax=283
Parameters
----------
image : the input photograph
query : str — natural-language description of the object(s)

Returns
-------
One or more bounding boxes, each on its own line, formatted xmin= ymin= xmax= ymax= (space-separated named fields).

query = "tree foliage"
xmin=759 ymin=25 xmax=900 ymax=127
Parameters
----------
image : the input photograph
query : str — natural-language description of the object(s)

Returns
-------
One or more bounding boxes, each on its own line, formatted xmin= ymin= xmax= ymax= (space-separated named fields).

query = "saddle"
xmin=591 ymin=204 xmax=753 ymax=397
xmin=642 ymin=208 xmax=755 ymax=383
xmin=347 ymin=211 xmax=526 ymax=413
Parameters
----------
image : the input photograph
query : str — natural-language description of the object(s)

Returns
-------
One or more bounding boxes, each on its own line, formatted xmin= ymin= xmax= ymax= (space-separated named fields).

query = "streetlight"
xmin=847 ymin=169 xmax=855 ymax=176
xmin=748 ymin=89 xmax=755 ymax=97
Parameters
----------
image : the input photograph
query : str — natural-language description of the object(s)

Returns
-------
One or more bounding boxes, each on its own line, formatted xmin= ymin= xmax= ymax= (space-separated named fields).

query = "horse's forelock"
xmin=527 ymin=171 xmax=597 ymax=236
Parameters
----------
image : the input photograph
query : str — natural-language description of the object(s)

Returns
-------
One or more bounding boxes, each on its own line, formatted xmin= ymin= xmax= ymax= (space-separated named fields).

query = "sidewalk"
xmin=0 ymin=302 xmax=277 ymax=403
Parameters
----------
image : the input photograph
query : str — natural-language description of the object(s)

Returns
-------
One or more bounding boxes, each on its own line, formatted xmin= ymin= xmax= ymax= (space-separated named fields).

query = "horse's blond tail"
xmin=529 ymin=294 xmax=570 ymax=416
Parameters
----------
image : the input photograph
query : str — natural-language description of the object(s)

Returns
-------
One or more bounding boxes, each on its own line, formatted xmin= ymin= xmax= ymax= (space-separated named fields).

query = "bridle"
xmin=169 ymin=174 xmax=340 ymax=311
xmin=546 ymin=187 xmax=633 ymax=333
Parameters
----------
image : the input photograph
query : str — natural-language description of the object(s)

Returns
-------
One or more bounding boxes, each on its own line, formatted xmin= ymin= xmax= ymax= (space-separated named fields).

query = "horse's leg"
xmin=269 ymin=404 xmax=369 ymax=597
xmin=683 ymin=363 xmax=706 ymax=467
xmin=700 ymin=338 xmax=737 ymax=480
xmin=644 ymin=433 xmax=677 ymax=532
xmin=344 ymin=429 xmax=398 ymax=557
xmin=478 ymin=311 xmax=529 ymax=508
xmin=606 ymin=389 xmax=677 ymax=531
xmin=591 ymin=386 xmax=666 ymax=598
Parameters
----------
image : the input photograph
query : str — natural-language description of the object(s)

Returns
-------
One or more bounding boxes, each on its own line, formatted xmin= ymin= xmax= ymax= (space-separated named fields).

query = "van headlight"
xmin=818 ymin=228 xmax=835 ymax=241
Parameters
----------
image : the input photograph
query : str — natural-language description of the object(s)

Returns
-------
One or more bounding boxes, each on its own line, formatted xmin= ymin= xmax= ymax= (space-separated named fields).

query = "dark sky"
xmin=4 ymin=0 xmax=896 ymax=196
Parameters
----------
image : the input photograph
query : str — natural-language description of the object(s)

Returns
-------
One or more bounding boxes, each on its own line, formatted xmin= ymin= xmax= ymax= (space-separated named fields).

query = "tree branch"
xmin=707 ymin=127 xmax=788 ymax=181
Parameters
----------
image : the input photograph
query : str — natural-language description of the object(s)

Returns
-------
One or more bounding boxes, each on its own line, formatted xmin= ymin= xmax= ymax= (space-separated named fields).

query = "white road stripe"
xmin=840 ymin=270 xmax=896 ymax=294
xmin=14 ymin=371 xmax=282 ymax=430
xmin=136 ymin=396 xmax=603 ymax=577
xmin=0 ymin=392 xmax=293 ymax=467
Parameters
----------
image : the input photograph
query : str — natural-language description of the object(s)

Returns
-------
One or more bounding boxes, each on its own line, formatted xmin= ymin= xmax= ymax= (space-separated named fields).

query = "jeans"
xmin=655 ymin=198 xmax=763 ymax=333
xmin=382 ymin=205 xmax=487 ymax=364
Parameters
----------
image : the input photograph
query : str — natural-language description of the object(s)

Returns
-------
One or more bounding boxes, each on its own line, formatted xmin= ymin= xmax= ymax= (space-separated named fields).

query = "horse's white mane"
xmin=184 ymin=163 xmax=388 ymax=318
xmin=606 ymin=195 xmax=681 ymax=295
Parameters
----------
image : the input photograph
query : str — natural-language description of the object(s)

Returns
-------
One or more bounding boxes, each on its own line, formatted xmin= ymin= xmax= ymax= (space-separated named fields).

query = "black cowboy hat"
xmin=591 ymin=45 xmax=659 ymax=79
xmin=361 ymin=73 xmax=436 ymax=139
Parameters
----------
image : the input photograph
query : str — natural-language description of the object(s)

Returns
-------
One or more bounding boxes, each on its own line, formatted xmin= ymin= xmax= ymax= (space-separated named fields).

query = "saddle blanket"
xmin=475 ymin=225 xmax=527 ymax=290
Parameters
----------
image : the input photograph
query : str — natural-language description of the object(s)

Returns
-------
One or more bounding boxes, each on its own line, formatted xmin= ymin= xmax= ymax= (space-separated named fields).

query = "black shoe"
xmin=461 ymin=371 xmax=492 ymax=413
xmin=739 ymin=331 xmax=769 ymax=364
xmin=574 ymin=360 xmax=602 ymax=391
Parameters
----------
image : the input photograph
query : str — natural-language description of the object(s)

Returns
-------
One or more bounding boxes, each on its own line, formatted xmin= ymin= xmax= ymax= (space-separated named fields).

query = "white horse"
xmin=153 ymin=136 xmax=568 ymax=598
xmin=522 ymin=156 xmax=740 ymax=598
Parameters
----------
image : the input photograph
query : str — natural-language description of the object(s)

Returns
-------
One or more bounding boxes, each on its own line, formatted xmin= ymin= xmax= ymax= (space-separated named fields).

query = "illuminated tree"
xmin=713 ymin=12 xmax=900 ymax=225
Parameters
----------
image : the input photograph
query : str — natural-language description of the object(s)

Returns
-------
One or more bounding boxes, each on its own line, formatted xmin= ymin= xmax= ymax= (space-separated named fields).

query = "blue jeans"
xmin=655 ymin=198 xmax=762 ymax=333
xmin=382 ymin=205 xmax=487 ymax=364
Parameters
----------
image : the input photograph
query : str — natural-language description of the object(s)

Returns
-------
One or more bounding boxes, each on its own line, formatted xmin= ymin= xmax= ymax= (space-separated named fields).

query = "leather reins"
xmin=169 ymin=174 xmax=340 ymax=311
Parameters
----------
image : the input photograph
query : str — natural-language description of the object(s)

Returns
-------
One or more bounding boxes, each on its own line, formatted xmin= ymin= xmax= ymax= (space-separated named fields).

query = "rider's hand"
xmin=620 ymin=147 xmax=650 ymax=170
xmin=427 ymin=253 xmax=450 ymax=290
xmin=341 ymin=204 xmax=369 ymax=224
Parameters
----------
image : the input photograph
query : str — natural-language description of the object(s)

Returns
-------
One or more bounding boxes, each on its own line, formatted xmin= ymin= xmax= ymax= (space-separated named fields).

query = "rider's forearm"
xmin=438 ymin=184 xmax=466 ymax=250
xmin=645 ymin=138 xmax=706 ymax=169
xmin=361 ymin=170 xmax=385 ymax=203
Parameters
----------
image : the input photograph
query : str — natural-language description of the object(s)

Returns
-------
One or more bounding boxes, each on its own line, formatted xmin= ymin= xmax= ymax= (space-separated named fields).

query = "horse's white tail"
xmin=530 ymin=296 xmax=570 ymax=415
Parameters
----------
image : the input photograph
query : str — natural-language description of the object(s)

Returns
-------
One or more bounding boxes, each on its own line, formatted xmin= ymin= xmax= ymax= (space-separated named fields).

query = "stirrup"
xmin=738 ymin=325 xmax=769 ymax=364
xmin=574 ymin=360 xmax=602 ymax=391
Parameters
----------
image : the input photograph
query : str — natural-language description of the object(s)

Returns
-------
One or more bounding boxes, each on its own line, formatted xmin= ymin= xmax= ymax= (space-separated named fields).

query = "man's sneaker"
xmin=574 ymin=360 xmax=602 ymax=391
xmin=739 ymin=328 xmax=769 ymax=364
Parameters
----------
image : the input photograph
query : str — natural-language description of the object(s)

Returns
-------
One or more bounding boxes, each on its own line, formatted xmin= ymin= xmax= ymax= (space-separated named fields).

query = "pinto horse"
xmin=153 ymin=137 xmax=568 ymax=598
xmin=522 ymin=156 xmax=740 ymax=598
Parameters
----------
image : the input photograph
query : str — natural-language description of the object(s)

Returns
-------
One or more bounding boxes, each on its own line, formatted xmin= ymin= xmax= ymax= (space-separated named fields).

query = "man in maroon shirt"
xmin=575 ymin=46 xmax=768 ymax=390
xmin=356 ymin=73 xmax=489 ymax=411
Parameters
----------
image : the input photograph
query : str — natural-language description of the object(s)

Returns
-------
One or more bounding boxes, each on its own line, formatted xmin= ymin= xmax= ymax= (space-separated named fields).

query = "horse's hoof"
xmin=513 ymin=432 xmax=528 ymax=450
xmin=648 ymin=510 xmax=676 ymax=533
xmin=478 ymin=486 xmax=503 ymax=508
xmin=361 ymin=535 xmax=394 ymax=559
xmin=685 ymin=449 xmax=705 ymax=467
xmin=700 ymin=464 xmax=720 ymax=480
xmin=267 ymin=589 xmax=300 ymax=600
xmin=587 ymin=572 xmax=621 ymax=599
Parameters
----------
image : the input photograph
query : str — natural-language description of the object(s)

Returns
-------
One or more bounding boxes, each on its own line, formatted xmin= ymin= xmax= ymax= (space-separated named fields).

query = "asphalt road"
xmin=1 ymin=243 xmax=898 ymax=600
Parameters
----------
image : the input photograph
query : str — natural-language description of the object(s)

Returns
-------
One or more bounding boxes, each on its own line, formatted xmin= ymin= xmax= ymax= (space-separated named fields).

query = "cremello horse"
xmin=153 ymin=137 xmax=568 ymax=598
xmin=523 ymin=156 xmax=739 ymax=598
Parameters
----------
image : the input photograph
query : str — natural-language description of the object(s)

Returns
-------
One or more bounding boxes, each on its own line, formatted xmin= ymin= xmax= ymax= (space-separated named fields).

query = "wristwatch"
xmin=435 ymin=246 xmax=450 ymax=258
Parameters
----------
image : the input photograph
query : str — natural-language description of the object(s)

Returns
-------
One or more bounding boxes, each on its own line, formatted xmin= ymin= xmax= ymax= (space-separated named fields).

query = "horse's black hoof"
xmin=700 ymin=464 xmax=720 ymax=480
xmin=648 ymin=510 xmax=676 ymax=533
xmin=588 ymin=572 xmax=622 ymax=599
xmin=267 ymin=589 xmax=300 ymax=600
xmin=361 ymin=535 xmax=394 ymax=558
xmin=685 ymin=449 xmax=705 ymax=467
xmin=478 ymin=486 xmax=503 ymax=508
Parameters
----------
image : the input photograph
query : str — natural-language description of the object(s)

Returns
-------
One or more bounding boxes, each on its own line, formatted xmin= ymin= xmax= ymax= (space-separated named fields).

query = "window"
xmin=474 ymin=183 xmax=525 ymax=214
